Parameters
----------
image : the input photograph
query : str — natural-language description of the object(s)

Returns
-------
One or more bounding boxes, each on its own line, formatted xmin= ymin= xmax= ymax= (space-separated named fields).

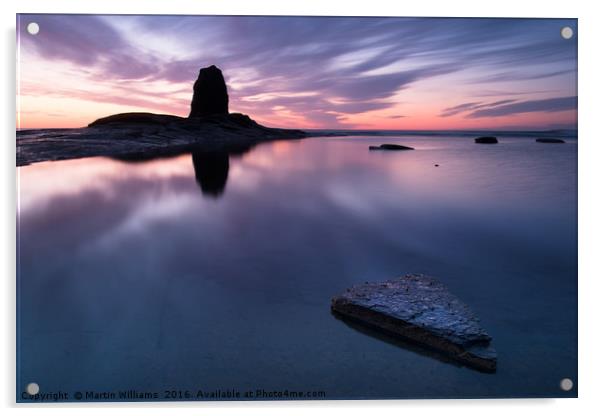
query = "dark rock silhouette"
xmin=17 ymin=65 xmax=306 ymax=166
xmin=191 ymin=151 xmax=230 ymax=197
xmin=331 ymin=274 xmax=497 ymax=372
xmin=88 ymin=112 xmax=182 ymax=127
xmin=475 ymin=136 xmax=498 ymax=144
xmin=536 ymin=138 xmax=565 ymax=143
xmin=369 ymin=144 xmax=414 ymax=151
xmin=189 ymin=65 xmax=229 ymax=117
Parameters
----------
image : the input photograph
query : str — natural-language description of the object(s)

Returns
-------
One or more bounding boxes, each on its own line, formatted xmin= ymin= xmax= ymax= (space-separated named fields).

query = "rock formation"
xmin=17 ymin=65 xmax=306 ymax=166
xmin=189 ymin=65 xmax=229 ymax=117
xmin=331 ymin=274 xmax=497 ymax=372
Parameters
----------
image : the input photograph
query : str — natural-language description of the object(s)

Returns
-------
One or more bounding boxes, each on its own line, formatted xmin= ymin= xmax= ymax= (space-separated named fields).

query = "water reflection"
xmin=111 ymin=144 xmax=257 ymax=198
xmin=191 ymin=151 xmax=229 ymax=197
xmin=17 ymin=135 xmax=577 ymax=399
xmin=331 ymin=310 xmax=466 ymax=370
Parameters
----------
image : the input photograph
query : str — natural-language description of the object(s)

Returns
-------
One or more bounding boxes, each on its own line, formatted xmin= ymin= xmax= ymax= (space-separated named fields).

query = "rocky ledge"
xmin=331 ymin=274 xmax=497 ymax=372
xmin=17 ymin=65 xmax=306 ymax=167
xmin=17 ymin=112 xmax=306 ymax=166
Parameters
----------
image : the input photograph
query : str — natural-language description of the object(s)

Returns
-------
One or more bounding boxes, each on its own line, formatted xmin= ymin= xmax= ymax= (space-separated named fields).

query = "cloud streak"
xmin=466 ymin=96 xmax=577 ymax=118
xmin=440 ymin=99 xmax=517 ymax=117
xmin=18 ymin=14 xmax=577 ymax=128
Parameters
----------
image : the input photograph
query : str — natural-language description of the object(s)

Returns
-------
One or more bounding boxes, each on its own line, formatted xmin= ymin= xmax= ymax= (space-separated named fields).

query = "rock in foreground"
xmin=475 ymin=136 xmax=498 ymax=144
xmin=536 ymin=138 xmax=565 ymax=144
xmin=331 ymin=274 xmax=497 ymax=372
xmin=369 ymin=144 xmax=414 ymax=151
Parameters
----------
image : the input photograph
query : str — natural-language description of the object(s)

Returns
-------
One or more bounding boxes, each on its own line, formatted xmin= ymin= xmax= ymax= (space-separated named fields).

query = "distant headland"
xmin=17 ymin=65 xmax=307 ymax=166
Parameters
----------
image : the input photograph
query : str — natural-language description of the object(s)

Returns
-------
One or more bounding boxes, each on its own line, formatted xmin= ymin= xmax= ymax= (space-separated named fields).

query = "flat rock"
xmin=536 ymin=138 xmax=565 ymax=143
xmin=331 ymin=274 xmax=497 ymax=372
xmin=369 ymin=144 xmax=414 ymax=151
xmin=474 ymin=136 xmax=498 ymax=144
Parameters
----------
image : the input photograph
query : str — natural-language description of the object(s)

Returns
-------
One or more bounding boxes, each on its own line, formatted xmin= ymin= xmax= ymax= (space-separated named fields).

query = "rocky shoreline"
xmin=17 ymin=112 xmax=306 ymax=167
xmin=17 ymin=65 xmax=307 ymax=167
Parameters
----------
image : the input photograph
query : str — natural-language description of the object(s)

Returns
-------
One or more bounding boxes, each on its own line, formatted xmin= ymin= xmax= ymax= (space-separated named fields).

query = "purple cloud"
xmin=440 ymin=99 xmax=518 ymax=117
xmin=19 ymin=15 xmax=159 ymax=80
xmin=18 ymin=14 xmax=577 ymax=126
xmin=466 ymin=96 xmax=577 ymax=118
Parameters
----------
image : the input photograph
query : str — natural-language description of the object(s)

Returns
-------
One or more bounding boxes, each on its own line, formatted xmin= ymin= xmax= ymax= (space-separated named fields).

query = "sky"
xmin=17 ymin=15 xmax=577 ymax=130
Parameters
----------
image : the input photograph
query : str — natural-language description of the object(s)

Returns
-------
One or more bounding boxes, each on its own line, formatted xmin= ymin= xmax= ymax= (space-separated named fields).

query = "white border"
xmin=3 ymin=1 xmax=601 ymax=415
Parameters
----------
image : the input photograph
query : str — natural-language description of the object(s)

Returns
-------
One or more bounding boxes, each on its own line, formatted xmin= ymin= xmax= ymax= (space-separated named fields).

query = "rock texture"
xmin=368 ymin=144 xmax=414 ymax=151
xmin=536 ymin=138 xmax=565 ymax=143
xmin=474 ymin=136 xmax=498 ymax=144
xmin=189 ymin=65 xmax=229 ymax=117
xmin=331 ymin=274 xmax=497 ymax=372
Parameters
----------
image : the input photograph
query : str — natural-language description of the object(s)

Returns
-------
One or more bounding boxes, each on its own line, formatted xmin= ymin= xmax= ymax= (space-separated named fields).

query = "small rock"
xmin=369 ymin=144 xmax=414 ymax=151
xmin=474 ymin=136 xmax=498 ymax=144
xmin=536 ymin=138 xmax=565 ymax=144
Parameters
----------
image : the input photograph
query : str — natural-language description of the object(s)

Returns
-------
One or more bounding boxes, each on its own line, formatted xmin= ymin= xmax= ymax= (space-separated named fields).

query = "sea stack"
xmin=21 ymin=65 xmax=307 ymax=167
xmin=189 ymin=65 xmax=229 ymax=117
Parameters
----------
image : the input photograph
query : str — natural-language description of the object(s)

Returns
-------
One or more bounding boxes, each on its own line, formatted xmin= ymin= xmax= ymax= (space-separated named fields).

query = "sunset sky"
xmin=17 ymin=14 xmax=577 ymax=130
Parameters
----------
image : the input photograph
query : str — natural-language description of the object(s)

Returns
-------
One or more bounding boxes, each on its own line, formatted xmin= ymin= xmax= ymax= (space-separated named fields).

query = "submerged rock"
xmin=331 ymin=274 xmax=497 ymax=372
xmin=536 ymin=138 xmax=565 ymax=144
xmin=475 ymin=136 xmax=498 ymax=144
xmin=369 ymin=144 xmax=414 ymax=151
xmin=189 ymin=65 xmax=229 ymax=117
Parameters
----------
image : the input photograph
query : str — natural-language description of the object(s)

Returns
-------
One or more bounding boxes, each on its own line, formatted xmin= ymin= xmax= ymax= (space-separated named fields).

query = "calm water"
xmin=17 ymin=134 xmax=577 ymax=400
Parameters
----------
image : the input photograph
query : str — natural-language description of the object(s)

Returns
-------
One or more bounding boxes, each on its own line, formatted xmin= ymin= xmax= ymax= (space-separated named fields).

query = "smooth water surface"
xmin=17 ymin=135 xmax=577 ymax=400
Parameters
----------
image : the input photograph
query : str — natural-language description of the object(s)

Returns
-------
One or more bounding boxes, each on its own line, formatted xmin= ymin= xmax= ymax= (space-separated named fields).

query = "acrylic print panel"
xmin=16 ymin=14 xmax=577 ymax=402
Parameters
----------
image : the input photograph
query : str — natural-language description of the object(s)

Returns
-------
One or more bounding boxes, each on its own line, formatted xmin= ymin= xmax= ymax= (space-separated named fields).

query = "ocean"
xmin=17 ymin=132 xmax=578 ymax=399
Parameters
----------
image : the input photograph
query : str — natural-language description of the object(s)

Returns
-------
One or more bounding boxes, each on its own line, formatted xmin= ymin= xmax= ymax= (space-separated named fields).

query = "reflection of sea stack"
xmin=189 ymin=65 xmax=229 ymax=117
xmin=191 ymin=151 xmax=229 ymax=197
